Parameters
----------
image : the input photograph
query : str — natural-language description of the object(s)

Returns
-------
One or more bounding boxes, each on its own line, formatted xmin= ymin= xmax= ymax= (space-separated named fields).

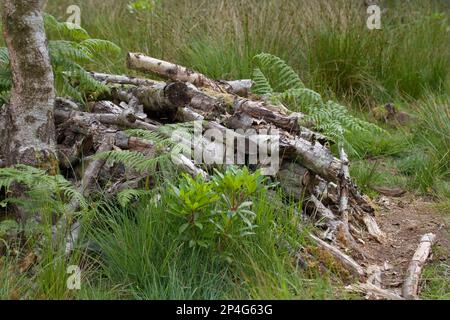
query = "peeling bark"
xmin=90 ymin=71 xmax=160 ymax=87
xmin=127 ymin=52 xmax=224 ymax=92
xmin=281 ymin=136 xmax=342 ymax=183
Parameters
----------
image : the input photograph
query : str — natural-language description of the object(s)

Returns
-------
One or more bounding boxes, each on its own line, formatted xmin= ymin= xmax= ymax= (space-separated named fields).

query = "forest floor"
xmin=357 ymin=194 xmax=449 ymax=298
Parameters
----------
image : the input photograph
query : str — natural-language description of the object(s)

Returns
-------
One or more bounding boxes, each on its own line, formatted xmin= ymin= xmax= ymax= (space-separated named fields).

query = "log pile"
xmin=5 ymin=52 xmax=406 ymax=296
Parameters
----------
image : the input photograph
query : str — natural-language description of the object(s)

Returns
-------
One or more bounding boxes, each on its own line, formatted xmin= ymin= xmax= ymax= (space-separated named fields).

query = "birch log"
xmin=402 ymin=233 xmax=437 ymax=299
xmin=90 ymin=71 xmax=160 ymax=87
xmin=220 ymin=79 xmax=253 ymax=96
xmin=127 ymin=53 xmax=223 ymax=92
xmin=234 ymin=99 xmax=301 ymax=133
xmin=281 ymin=136 xmax=342 ymax=183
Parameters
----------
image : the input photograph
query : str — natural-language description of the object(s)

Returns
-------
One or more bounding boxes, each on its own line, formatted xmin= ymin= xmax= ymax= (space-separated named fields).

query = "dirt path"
xmin=358 ymin=194 xmax=449 ymax=297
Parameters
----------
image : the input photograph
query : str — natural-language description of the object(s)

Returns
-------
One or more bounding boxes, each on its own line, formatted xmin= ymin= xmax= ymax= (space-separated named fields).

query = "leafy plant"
xmin=0 ymin=14 xmax=121 ymax=103
xmin=251 ymin=53 xmax=384 ymax=146
xmin=168 ymin=167 xmax=266 ymax=260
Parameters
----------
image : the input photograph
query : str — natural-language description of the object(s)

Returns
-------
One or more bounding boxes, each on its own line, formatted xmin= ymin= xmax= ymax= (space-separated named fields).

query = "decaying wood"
xmin=127 ymin=52 xmax=223 ymax=92
xmin=281 ymin=136 xmax=342 ymax=183
xmin=0 ymin=159 xmax=5 ymax=168
xmin=219 ymin=79 xmax=253 ymax=96
xmin=0 ymin=47 xmax=385 ymax=269
xmin=55 ymin=109 xmax=159 ymax=132
xmin=131 ymin=82 xmax=191 ymax=115
xmin=234 ymin=98 xmax=300 ymax=133
xmin=90 ymin=71 xmax=160 ymax=87
xmin=362 ymin=213 xmax=386 ymax=243
xmin=366 ymin=264 xmax=383 ymax=287
xmin=56 ymin=97 xmax=81 ymax=111
xmin=172 ymin=154 xmax=209 ymax=179
xmin=62 ymin=137 xmax=114 ymax=254
xmin=309 ymin=233 xmax=365 ymax=278
xmin=346 ymin=282 xmax=405 ymax=300
xmin=402 ymin=233 xmax=436 ymax=300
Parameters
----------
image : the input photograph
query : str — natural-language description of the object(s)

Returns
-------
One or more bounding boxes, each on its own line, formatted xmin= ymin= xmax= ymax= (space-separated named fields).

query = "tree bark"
xmin=2 ymin=0 xmax=57 ymax=172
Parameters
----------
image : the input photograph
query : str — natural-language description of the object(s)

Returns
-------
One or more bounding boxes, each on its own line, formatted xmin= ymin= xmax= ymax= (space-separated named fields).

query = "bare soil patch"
xmin=358 ymin=193 xmax=449 ymax=296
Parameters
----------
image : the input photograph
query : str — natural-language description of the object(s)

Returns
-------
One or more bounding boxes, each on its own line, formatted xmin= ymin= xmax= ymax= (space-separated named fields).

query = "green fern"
xmin=116 ymin=188 xmax=152 ymax=208
xmin=95 ymin=128 xmax=186 ymax=179
xmin=0 ymin=165 xmax=86 ymax=215
xmin=251 ymin=53 xmax=384 ymax=145
xmin=0 ymin=14 xmax=122 ymax=104
xmin=253 ymin=53 xmax=304 ymax=93
xmin=251 ymin=68 xmax=273 ymax=95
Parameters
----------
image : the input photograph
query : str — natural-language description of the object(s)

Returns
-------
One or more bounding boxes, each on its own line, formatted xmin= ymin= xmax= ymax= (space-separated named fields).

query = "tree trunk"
xmin=2 ymin=0 xmax=57 ymax=172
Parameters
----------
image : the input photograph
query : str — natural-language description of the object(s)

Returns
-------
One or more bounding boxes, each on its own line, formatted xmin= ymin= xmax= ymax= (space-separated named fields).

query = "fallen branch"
xmin=281 ymin=136 xmax=342 ymax=183
xmin=90 ymin=71 xmax=160 ymax=87
xmin=55 ymin=109 xmax=159 ymax=132
xmin=127 ymin=52 xmax=223 ymax=92
xmin=309 ymin=233 xmax=365 ymax=278
xmin=172 ymin=154 xmax=209 ymax=179
xmin=402 ymin=233 xmax=436 ymax=299
xmin=59 ymin=137 xmax=114 ymax=254
xmin=362 ymin=213 xmax=386 ymax=243
xmin=346 ymin=282 xmax=405 ymax=300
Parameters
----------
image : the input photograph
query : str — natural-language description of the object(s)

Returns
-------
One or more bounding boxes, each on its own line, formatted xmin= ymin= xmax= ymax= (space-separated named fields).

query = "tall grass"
xmin=44 ymin=0 xmax=450 ymax=104
xmin=85 ymin=183 xmax=340 ymax=299
xmin=399 ymin=93 xmax=450 ymax=198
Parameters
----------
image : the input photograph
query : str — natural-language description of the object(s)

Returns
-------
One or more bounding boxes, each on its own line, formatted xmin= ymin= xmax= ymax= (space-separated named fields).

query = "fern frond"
xmin=97 ymin=150 xmax=172 ymax=174
xmin=0 ymin=165 xmax=87 ymax=211
xmin=251 ymin=68 xmax=273 ymax=95
xmin=49 ymin=40 xmax=92 ymax=64
xmin=44 ymin=14 xmax=90 ymax=41
xmin=253 ymin=52 xmax=304 ymax=92
xmin=116 ymin=189 xmax=151 ymax=207
xmin=278 ymin=88 xmax=323 ymax=107
xmin=0 ymin=47 xmax=9 ymax=64
xmin=80 ymin=39 xmax=122 ymax=58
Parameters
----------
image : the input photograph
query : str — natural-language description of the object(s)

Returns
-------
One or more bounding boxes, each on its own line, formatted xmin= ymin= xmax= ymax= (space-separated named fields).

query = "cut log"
xmin=131 ymin=82 xmax=191 ymax=115
xmin=402 ymin=233 xmax=437 ymax=300
xmin=234 ymin=98 xmax=300 ymax=133
xmin=281 ymin=136 xmax=342 ymax=183
xmin=309 ymin=233 xmax=365 ymax=278
xmin=219 ymin=79 xmax=253 ymax=96
xmin=127 ymin=52 xmax=223 ymax=92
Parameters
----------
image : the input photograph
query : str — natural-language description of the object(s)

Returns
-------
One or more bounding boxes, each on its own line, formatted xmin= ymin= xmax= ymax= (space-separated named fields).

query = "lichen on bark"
xmin=1 ymin=0 xmax=58 ymax=173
